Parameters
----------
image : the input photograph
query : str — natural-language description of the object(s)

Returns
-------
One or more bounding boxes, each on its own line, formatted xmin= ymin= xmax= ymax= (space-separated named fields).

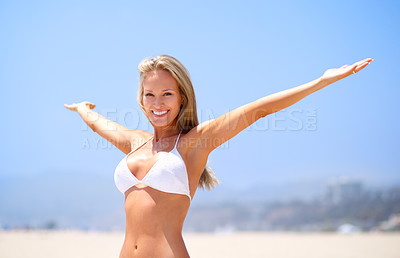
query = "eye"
xmin=164 ymin=92 xmax=172 ymax=96
xmin=145 ymin=93 xmax=154 ymax=97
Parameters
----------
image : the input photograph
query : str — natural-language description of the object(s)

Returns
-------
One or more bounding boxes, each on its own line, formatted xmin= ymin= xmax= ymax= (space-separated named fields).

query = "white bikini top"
xmin=114 ymin=130 xmax=191 ymax=201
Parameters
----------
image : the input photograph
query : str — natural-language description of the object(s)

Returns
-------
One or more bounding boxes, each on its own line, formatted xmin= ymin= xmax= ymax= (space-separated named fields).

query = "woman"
xmin=64 ymin=55 xmax=373 ymax=257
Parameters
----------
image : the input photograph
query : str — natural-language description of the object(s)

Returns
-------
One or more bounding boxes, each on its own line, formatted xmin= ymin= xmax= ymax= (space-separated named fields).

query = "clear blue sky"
xmin=1 ymin=0 xmax=399 ymax=225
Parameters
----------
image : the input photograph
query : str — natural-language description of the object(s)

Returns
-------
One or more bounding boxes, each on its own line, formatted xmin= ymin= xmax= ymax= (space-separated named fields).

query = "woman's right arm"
xmin=65 ymin=101 xmax=151 ymax=154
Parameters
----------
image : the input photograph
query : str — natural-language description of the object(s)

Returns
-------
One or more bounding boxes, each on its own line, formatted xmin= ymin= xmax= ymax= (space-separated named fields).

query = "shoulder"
xmin=127 ymin=130 xmax=153 ymax=153
xmin=180 ymin=120 xmax=215 ymax=149
xmin=177 ymin=128 xmax=210 ymax=179
xmin=178 ymin=123 xmax=212 ymax=156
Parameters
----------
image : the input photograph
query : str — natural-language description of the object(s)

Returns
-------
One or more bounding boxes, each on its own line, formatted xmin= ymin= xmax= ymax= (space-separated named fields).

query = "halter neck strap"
xmin=174 ymin=129 xmax=183 ymax=148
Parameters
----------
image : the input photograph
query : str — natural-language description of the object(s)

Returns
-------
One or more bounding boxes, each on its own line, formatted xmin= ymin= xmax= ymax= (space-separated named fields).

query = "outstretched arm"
xmin=64 ymin=101 xmax=151 ymax=154
xmin=191 ymin=58 xmax=373 ymax=153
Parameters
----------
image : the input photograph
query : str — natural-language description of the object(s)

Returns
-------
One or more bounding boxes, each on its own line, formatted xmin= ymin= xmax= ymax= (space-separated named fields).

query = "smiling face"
xmin=142 ymin=69 xmax=183 ymax=130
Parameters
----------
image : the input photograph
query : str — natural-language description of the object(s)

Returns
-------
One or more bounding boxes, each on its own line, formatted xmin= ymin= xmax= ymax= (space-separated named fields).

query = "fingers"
xmin=64 ymin=102 xmax=96 ymax=111
xmin=342 ymin=58 xmax=372 ymax=69
xmin=64 ymin=103 xmax=73 ymax=110
xmin=64 ymin=103 xmax=78 ymax=111
xmin=359 ymin=57 xmax=373 ymax=63
xmin=351 ymin=58 xmax=373 ymax=74
xmin=354 ymin=58 xmax=373 ymax=67
xmin=353 ymin=61 xmax=370 ymax=73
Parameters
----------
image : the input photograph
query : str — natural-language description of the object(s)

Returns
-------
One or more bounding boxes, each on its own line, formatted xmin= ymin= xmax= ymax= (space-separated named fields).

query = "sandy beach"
xmin=0 ymin=230 xmax=399 ymax=258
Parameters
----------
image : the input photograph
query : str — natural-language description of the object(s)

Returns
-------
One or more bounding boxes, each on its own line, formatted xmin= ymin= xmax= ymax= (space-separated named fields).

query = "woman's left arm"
xmin=191 ymin=58 xmax=373 ymax=153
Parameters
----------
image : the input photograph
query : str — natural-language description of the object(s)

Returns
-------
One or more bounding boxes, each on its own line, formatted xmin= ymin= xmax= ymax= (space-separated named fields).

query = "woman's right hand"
xmin=64 ymin=101 xmax=96 ymax=112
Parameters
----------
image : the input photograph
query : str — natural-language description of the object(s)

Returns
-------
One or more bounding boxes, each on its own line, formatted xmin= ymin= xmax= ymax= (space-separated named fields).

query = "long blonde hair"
xmin=137 ymin=54 xmax=219 ymax=190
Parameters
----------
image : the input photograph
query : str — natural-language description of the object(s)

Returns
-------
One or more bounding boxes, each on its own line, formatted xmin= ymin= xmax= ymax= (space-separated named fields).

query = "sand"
xmin=0 ymin=230 xmax=399 ymax=258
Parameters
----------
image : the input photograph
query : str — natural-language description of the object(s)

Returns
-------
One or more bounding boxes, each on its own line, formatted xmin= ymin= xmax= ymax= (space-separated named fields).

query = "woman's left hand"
xmin=320 ymin=58 xmax=373 ymax=84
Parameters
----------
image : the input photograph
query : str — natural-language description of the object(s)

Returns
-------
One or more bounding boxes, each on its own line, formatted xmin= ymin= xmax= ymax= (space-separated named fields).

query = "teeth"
xmin=153 ymin=110 xmax=168 ymax=116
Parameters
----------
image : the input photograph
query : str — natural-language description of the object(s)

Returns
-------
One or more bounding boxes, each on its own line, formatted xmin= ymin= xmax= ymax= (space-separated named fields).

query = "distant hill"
xmin=0 ymin=173 xmax=398 ymax=231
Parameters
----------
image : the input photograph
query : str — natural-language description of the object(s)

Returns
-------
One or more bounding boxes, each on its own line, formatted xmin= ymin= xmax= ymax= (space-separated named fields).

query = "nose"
xmin=153 ymin=96 xmax=164 ymax=108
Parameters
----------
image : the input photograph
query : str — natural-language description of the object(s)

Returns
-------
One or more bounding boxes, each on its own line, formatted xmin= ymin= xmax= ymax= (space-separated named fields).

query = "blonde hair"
xmin=137 ymin=54 xmax=219 ymax=190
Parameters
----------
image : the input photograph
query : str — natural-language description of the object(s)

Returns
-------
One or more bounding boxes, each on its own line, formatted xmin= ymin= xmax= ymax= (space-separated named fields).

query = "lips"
xmin=152 ymin=110 xmax=169 ymax=117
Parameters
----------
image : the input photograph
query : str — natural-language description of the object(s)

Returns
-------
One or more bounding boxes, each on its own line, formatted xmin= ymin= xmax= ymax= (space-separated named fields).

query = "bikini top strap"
xmin=174 ymin=129 xmax=183 ymax=148
xmin=127 ymin=135 xmax=153 ymax=156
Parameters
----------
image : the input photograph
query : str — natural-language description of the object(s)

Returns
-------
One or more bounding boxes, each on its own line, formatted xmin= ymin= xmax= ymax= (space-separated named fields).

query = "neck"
xmin=152 ymin=125 xmax=181 ymax=142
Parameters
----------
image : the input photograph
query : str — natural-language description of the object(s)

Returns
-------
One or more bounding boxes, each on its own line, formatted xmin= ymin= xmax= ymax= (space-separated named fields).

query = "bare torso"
xmin=118 ymin=133 xmax=203 ymax=258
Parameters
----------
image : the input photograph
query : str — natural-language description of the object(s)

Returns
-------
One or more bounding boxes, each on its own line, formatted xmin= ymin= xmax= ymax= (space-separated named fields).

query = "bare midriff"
xmin=119 ymin=183 xmax=191 ymax=258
